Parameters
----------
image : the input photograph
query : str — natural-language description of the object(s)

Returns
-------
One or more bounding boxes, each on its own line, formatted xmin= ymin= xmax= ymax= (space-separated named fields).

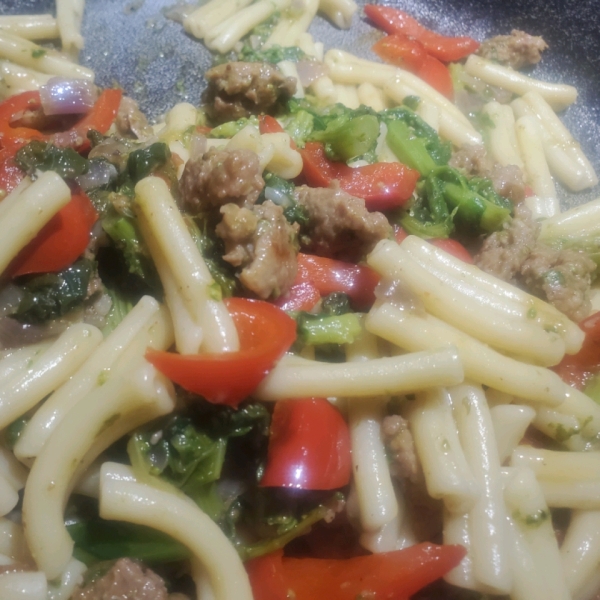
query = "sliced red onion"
xmin=39 ymin=77 xmax=98 ymax=116
xmin=75 ymin=160 xmax=118 ymax=191
xmin=296 ymin=59 xmax=328 ymax=87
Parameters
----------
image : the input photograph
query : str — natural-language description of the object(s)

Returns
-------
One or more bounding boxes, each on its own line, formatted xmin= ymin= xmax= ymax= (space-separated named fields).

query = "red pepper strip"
xmin=417 ymin=54 xmax=454 ymax=100
xmin=275 ymin=280 xmax=321 ymax=312
xmin=146 ymin=298 xmax=297 ymax=407
xmin=364 ymin=5 xmax=480 ymax=62
xmin=372 ymin=34 xmax=427 ymax=71
xmin=554 ymin=312 xmax=600 ymax=389
xmin=297 ymin=253 xmax=380 ymax=311
xmin=260 ymin=398 xmax=351 ymax=489
xmin=300 ymin=142 xmax=419 ymax=211
xmin=0 ymin=148 xmax=26 ymax=195
xmin=247 ymin=543 xmax=467 ymax=600
xmin=0 ymin=89 xmax=122 ymax=152
xmin=10 ymin=190 xmax=98 ymax=277
xmin=429 ymin=238 xmax=473 ymax=264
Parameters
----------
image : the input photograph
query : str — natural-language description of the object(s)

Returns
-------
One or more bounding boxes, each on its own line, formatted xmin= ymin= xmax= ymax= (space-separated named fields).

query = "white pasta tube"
xmin=325 ymin=50 xmax=398 ymax=87
xmin=205 ymin=0 xmax=292 ymax=54
xmin=511 ymin=446 xmax=600 ymax=482
xmin=56 ymin=0 xmax=85 ymax=55
xmin=334 ymin=83 xmax=360 ymax=108
xmin=449 ymin=383 xmax=511 ymax=594
xmin=310 ymin=75 xmax=337 ymax=104
xmin=14 ymin=296 xmax=173 ymax=461
xmin=0 ymin=15 xmax=58 ymax=40
xmin=0 ymin=324 xmax=102 ymax=430
xmin=261 ymin=132 xmax=304 ymax=178
xmin=503 ymin=467 xmax=571 ymax=600
xmin=254 ymin=346 xmax=464 ymax=401
xmin=524 ymin=194 xmax=560 ymax=220
xmin=482 ymin=101 xmax=524 ymax=169
xmin=540 ymin=197 xmax=600 ymax=242
xmin=0 ymin=177 xmax=32 ymax=221
xmin=366 ymin=303 xmax=568 ymax=406
xmin=532 ymin=406 xmax=588 ymax=452
xmin=357 ymin=83 xmax=388 ymax=111
xmin=397 ymin=234 xmax=584 ymax=354
xmin=415 ymin=100 xmax=439 ymax=132
xmin=561 ymin=510 xmax=600 ymax=600
xmin=265 ymin=17 xmax=295 ymax=48
xmin=407 ymin=387 xmax=479 ymax=514
xmin=368 ymin=239 xmax=566 ymax=366
xmin=135 ymin=176 xmax=239 ymax=353
xmin=0 ymin=519 xmax=30 ymax=563
xmin=23 ymin=361 xmax=176 ymax=579
xmin=513 ymin=92 xmax=598 ymax=191
xmin=0 ymin=446 xmax=27 ymax=493
xmin=490 ymin=404 xmax=535 ymax=464
xmin=550 ymin=387 xmax=600 ymax=451
xmin=100 ymin=462 xmax=253 ymax=600
xmin=515 ymin=115 xmax=558 ymax=210
xmin=0 ymin=341 xmax=51 ymax=382
xmin=47 ymin=558 xmax=87 ymax=600
xmin=0 ymin=171 xmax=72 ymax=276
xmin=464 ymin=54 xmax=577 ymax=110
xmin=539 ymin=480 xmax=600 ymax=510
xmin=297 ymin=33 xmax=323 ymax=61
xmin=184 ymin=0 xmax=254 ymax=39
xmin=0 ymin=31 xmax=93 ymax=80
xmin=277 ymin=61 xmax=304 ymax=97
xmin=0 ymin=60 xmax=51 ymax=98
xmin=318 ymin=0 xmax=357 ymax=29
xmin=267 ymin=0 xmax=319 ymax=46
xmin=0 ymin=474 xmax=18 ymax=518
xmin=0 ymin=572 xmax=47 ymax=600
xmin=443 ymin=510 xmax=477 ymax=590
xmin=157 ymin=102 xmax=198 ymax=146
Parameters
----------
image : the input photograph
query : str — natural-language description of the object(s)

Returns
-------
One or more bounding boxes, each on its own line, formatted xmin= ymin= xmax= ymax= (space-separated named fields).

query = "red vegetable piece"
xmin=259 ymin=114 xmax=297 ymax=149
xmin=300 ymin=142 xmax=419 ymax=211
xmin=372 ymin=34 xmax=427 ymax=71
xmin=260 ymin=398 xmax=352 ymax=490
xmin=249 ymin=543 xmax=467 ymax=600
xmin=554 ymin=311 xmax=600 ymax=389
xmin=416 ymin=54 xmax=454 ymax=100
xmin=364 ymin=5 xmax=480 ymax=62
xmin=297 ymin=253 xmax=380 ymax=311
xmin=146 ymin=298 xmax=297 ymax=406
xmin=275 ymin=280 xmax=321 ymax=312
xmin=0 ymin=149 xmax=26 ymax=195
xmin=246 ymin=551 xmax=289 ymax=600
xmin=394 ymin=225 xmax=409 ymax=244
xmin=429 ymin=238 xmax=473 ymax=263
xmin=10 ymin=190 xmax=98 ymax=277
xmin=0 ymin=91 xmax=47 ymax=148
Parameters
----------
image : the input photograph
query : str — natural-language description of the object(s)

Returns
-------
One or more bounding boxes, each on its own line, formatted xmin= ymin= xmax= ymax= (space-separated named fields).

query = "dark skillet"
xmin=2 ymin=0 xmax=599 ymax=207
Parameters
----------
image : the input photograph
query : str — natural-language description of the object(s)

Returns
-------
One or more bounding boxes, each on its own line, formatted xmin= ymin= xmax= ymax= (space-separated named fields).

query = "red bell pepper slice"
xmin=298 ymin=253 xmax=380 ymax=311
xmin=364 ymin=5 xmax=480 ymax=62
xmin=10 ymin=190 xmax=98 ymax=277
xmin=275 ymin=280 xmax=321 ymax=312
xmin=146 ymin=298 xmax=297 ymax=407
xmin=261 ymin=398 xmax=351 ymax=490
xmin=247 ymin=543 xmax=467 ymax=600
xmin=300 ymin=142 xmax=419 ymax=211
xmin=0 ymin=148 xmax=26 ymax=195
xmin=429 ymin=238 xmax=473 ymax=264
xmin=0 ymin=88 xmax=122 ymax=152
xmin=554 ymin=312 xmax=600 ymax=389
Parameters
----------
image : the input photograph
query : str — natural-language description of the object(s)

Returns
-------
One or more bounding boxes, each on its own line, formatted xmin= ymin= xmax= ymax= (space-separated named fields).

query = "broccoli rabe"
xmin=239 ymin=44 xmax=306 ymax=64
xmin=15 ymin=140 xmax=89 ymax=180
xmin=258 ymin=172 xmax=309 ymax=227
xmin=208 ymin=116 xmax=259 ymax=139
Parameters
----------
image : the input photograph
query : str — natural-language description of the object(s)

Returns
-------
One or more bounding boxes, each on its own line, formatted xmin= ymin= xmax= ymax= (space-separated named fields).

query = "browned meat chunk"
xmin=71 ymin=558 xmax=170 ymax=600
xmin=520 ymin=246 xmax=596 ymax=322
xmin=476 ymin=204 xmax=596 ymax=321
xmin=116 ymin=96 xmax=153 ymax=139
xmin=204 ymin=62 xmax=296 ymax=123
xmin=475 ymin=202 xmax=538 ymax=281
xmin=382 ymin=414 xmax=420 ymax=482
xmin=294 ymin=185 xmax=392 ymax=262
xmin=180 ymin=147 xmax=264 ymax=215
xmin=216 ymin=200 xmax=299 ymax=299
xmin=449 ymin=144 xmax=526 ymax=203
xmin=477 ymin=29 xmax=548 ymax=70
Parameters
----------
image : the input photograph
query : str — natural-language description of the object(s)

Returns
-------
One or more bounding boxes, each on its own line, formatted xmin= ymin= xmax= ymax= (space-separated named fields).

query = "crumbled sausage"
xmin=204 ymin=62 xmax=296 ymax=123
xmin=71 ymin=558 xmax=171 ymax=600
xmin=449 ymin=144 xmax=526 ymax=203
xmin=115 ymin=96 xmax=153 ymax=139
xmin=477 ymin=29 xmax=548 ymax=70
xmin=216 ymin=200 xmax=299 ymax=299
xmin=382 ymin=414 xmax=420 ymax=482
xmin=475 ymin=202 xmax=539 ymax=281
xmin=179 ymin=147 xmax=264 ymax=215
xmin=294 ymin=185 xmax=392 ymax=262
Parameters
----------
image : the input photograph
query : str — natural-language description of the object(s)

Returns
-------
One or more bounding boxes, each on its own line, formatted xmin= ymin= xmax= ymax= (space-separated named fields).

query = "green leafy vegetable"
xmin=127 ymin=142 xmax=171 ymax=183
xmin=101 ymin=287 xmax=133 ymax=336
xmin=385 ymin=119 xmax=438 ymax=175
xmin=13 ymin=259 xmax=93 ymax=324
xmin=280 ymin=108 xmax=314 ymax=147
xmin=257 ymin=172 xmax=309 ymax=227
xmin=311 ymin=114 xmax=380 ymax=162
xmin=209 ymin=116 xmax=259 ymax=139
xmin=239 ymin=44 xmax=306 ymax=64
xmin=297 ymin=312 xmax=362 ymax=345
xmin=15 ymin=140 xmax=89 ymax=180
xmin=4 ymin=417 xmax=28 ymax=449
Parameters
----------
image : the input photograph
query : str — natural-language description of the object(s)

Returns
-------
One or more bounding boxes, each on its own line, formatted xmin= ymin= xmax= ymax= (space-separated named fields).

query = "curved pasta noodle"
xmin=99 ymin=462 xmax=253 ymax=600
xmin=0 ymin=571 xmax=47 ymax=600
xmin=56 ymin=0 xmax=85 ymax=55
xmin=0 ymin=15 xmax=58 ymax=40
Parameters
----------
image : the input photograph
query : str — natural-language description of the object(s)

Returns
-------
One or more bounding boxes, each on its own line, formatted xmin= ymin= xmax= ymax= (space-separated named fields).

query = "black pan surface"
xmin=2 ymin=0 xmax=599 ymax=206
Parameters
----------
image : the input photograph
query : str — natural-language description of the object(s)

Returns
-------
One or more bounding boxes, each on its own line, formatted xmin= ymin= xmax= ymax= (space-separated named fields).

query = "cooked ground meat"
xmin=382 ymin=414 xmax=420 ymax=482
xmin=475 ymin=202 xmax=539 ymax=281
xmin=520 ymin=246 xmax=596 ymax=322
xmin=476 ymin=204 xmax=596 ymax=321
xmin=71 ymin=558 xmax=172 ymax=600
xmin=179 ymin=147 xmax=264 ymax=215
xmin=216 ymin=200 xmax=298 ymax=299
xmin=477 ymin=29 xmax=548 ymax=70
xmin=449 ymin=144 xmax=526 ymax=203
xmin=115 ymin=96 xmax=153 ymax=139
xmin=294 ymin=185 xmax=392 ymax=262
xmin=204 ymin=62 xmax=296 ymax=123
